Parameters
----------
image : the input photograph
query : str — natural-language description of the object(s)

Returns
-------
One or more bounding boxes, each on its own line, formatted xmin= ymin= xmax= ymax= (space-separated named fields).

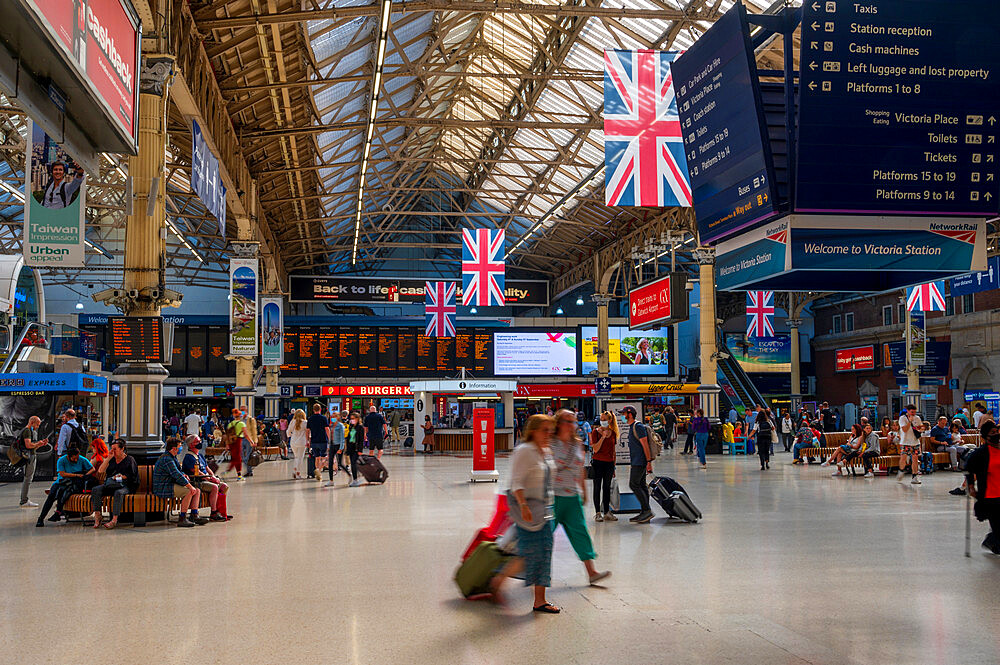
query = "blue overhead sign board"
xmin=0 ymin=373 xmax=108 ymax=394
xmin=797 ymin=0 xmax=1000 ymax=216
xmin=191 ymin=119 xmax=228 ymax=234
xmin=884 ymin=340 xmax=950 ymax=378
xmin=672 ymin=3 xmax=777 ymax=244
xmin=951 ymin=255 xmax=1000 ymax=296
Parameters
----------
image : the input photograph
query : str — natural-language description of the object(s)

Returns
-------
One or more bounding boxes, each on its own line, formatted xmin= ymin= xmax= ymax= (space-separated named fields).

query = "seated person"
xmin=36 ymin=446 xmax=96 ymax=527
xmin=733 ymin=422 xmax=743 ymax=439
xmin=860 ymin=423 xmax=882 ymax=478
xmin=951 ymin=419 xmax=968 ymax=435
xmin=181 ymin=435 xmax=231 ymax=522
xmin=791 ymin=426 xmax=820 ymax=464
xmin=91 ymin=439 xmax=139 ymax=529
xmin=929 ymin=415 xmax=962 ymax=471
xmin=823 ymin=423 xmax=865 ymax=474
xmin=212 ymin=427 xmax=224 ymax=445
xmin=722 ymin=421 xmax=735 ymax=445
xmin=152 ymin=437 xmax=205 ymax=527
xmin=89 ymin=434 xmax=110 ymax=468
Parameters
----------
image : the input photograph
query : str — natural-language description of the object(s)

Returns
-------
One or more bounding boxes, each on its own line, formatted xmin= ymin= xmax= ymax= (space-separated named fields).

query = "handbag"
xmin=247 ymin=449 xmax=262 ymax=467
xmin=770 ymin=427 xmax=779 ymax=444
xmin=206 ymin=456 xmax=220 ymax=474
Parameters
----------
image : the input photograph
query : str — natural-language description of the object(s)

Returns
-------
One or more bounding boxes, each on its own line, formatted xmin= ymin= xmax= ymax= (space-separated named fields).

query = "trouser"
xmin=38 ymin=481 xmax=79 ymax=521
xmin=937 ymin=445 xmax=960 ymax=468
xmin=328 ymin=446 xmax=344 ymax=480
xmin=591 ymin=460 xmax=615 ymax=513
xmin=91 ymin=479 xmax=130 ymax=516
xmin=19 ymin=454 xmax=37 ymax=504
xmin=552 ymin=495 xmax=597 ymax=561
xmin=695 ymin=432 xmax=708 ymax=465
xmin=347 ymin=450 xmax=360 ymax=480
xmin=227 ymin=441 xmax=243 ymax=474
xmin=628 ymin=465 xmax=651 ymax=513
xmin=782 ymin=433 xmax=794 ymax=451
xmin=862 ymin=450 xmax=879 ymax=473
xmin=242 ymin=438 xmax=253 ymax=473
xmin=757 ymin=433 xmax=771 ymax=465
xmin=683 ymin=430 xmax=694 ymax=454
xmin=792 ymin=442 xmax=810 ymax=460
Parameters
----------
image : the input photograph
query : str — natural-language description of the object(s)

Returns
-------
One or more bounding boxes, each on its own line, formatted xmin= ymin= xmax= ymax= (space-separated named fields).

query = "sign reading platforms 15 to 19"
xmin=797 ymin=0 xmax=1000 ymax=216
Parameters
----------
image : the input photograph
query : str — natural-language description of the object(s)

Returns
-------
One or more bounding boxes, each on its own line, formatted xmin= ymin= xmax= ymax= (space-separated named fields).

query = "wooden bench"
xmin=799 ymin=432 xmax=979 ymax=473
xmin=60 ymin=465 xmax=212 ymax=527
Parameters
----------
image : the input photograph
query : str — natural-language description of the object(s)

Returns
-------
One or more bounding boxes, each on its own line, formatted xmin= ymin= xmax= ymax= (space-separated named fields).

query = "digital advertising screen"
xmin=580 ymin=326 xmax=674 ymax=376
xmin=723 ymin=333 xmax=791 ymax=373
xmin=493 ymin=331 xmax=577 ymax=376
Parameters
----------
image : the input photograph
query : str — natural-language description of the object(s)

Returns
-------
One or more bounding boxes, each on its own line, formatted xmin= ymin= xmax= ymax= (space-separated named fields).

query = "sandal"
xmin=103 ymin=520 xmax=118 ymax=530
xmin=533 ymin=603 xmax=561 ymax=614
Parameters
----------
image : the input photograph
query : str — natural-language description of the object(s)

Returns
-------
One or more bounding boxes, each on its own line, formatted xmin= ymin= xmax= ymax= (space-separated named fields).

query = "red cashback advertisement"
xmin=835 ymin=346 xmax=875 ymax=372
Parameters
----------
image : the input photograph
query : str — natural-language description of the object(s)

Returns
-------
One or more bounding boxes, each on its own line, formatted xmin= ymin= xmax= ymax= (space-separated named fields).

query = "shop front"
xmin=163 ymin=384 xmax=235 ymax=423
xmin=514 ymin=383 xmax=597 ymax=421
xmin=410 ymin=379 xmax=517 ymax=453
xmin=320 ymin=385 xmax=415 ymax=441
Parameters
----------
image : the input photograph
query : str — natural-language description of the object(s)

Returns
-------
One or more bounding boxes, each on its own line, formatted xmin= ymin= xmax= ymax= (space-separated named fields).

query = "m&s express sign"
xmin=835 ymin=345 xmax=876 ymax=372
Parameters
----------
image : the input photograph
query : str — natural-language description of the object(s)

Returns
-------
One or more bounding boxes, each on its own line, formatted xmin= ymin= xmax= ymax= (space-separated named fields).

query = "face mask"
xmin=600 ymin=420 xmax=609 ymax=428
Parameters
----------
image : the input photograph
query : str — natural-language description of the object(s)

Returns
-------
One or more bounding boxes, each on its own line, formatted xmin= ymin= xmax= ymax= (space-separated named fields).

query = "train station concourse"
xmin=0 ymin=0 xmax=998 ymax=663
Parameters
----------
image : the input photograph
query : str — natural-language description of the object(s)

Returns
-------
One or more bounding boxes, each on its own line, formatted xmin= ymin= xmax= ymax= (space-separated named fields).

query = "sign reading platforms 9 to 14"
xmin=797 ymin=0 xmax=1000 ymax=216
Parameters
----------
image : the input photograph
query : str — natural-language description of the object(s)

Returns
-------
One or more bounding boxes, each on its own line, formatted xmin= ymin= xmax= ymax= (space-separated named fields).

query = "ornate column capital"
xmin=139 ymin=55 xmax=175 ymax=97
xmin=786 ymin=318 xmax=803 ymax=328
xmin=693 ymin=247 xmax=716 ymax=265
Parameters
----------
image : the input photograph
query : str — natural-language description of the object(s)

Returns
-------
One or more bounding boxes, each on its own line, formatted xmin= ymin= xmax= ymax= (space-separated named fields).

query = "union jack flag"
xmin=461 ymin=228 xmax=505 ymax=306
xmin=746 ymin=291 xmax=775 ymax=338
xmin=425 ymin=281 xmax=456 ymax=337
xmin=906 ymin=281 xmax=946 ymax=312
xmin=604 ymin=49 xmax=692 ymax=208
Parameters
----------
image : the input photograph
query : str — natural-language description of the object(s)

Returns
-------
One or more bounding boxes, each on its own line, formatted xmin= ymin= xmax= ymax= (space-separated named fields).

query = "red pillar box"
xmin=470 ymin=407 xmax=499 ymax=482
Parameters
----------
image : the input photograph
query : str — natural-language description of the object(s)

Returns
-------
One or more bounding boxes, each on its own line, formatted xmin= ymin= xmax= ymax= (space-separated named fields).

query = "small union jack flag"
xmin=604 ymin=49 xmax=692 ymax=208
xmin=425 ymin=281 xmax=456 ymax=337
xmin=461 ymin=228 xmax=505 ymax=306
xmin=746 ymin=291 xmax=775 ymax=338
xmin=906 ymin=281 xmax=946 ymax=312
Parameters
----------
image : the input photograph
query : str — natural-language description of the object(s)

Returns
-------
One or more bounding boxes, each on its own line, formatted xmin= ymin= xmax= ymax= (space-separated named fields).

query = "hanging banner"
xmin=907 ymin=310 xmax=926 ymax=366
xmin=260 ymin=296 xmax=283 ymax=366
xmin=229 ymin=258 xmax=258 ymax=356
xmin=23 ymin=120 xmax=86 ymax=268
xmin=191 ymin=119 xmax=227 ymax=235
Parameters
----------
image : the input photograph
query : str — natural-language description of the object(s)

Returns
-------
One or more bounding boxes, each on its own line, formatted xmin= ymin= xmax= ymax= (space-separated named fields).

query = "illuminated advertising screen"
xmin=723 ymin=333 xmax=791 ymax=373
xmin=580 ymin=326 xmax=674 ymax=376
xmin=494 ymin=331 xmax=577 ymax=376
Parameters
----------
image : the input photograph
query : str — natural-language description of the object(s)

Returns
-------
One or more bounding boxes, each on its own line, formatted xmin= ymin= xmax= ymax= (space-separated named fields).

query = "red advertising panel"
xmin=472 ymin=408 xmax=495 ymax=473
xmin=628 ymin=273 xmax=688 ymax=330
xmin=835 ymin=345 xmax=876 ymax=372
xmin=22 ymin=0 xmax=141 ymax=147
xmin=514 ymin=384 xmax=596 ymax=398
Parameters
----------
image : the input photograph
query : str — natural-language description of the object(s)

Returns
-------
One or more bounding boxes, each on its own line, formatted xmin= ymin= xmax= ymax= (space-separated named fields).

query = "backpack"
xmin=70 ymin=424 xmax=91 ymax=451
xmin=634 ymin=424 xmax=662 ymax=459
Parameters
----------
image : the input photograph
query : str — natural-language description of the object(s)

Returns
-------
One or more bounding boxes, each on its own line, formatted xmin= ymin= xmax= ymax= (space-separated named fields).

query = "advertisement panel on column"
xmin=907 ymin=311 xmax=926 ymax=366
xmin=260 ymin=297 xmax=283 ymax=366
xmin=229 ymin=259 xmax=258 ymax=356
xmin=23 ymin=120 xmax=86 ymax=268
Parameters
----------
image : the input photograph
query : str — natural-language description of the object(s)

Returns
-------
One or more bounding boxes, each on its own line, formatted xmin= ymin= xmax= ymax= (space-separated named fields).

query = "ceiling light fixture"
xmin=165 ymin=218 xmax=205 ymax=263
xmin=84 ymin=239 xmax=113 ymax=260
xmin=575 ymin=296 xmax=584 ymax=306
xmin=555 ymin=307 xmax=564 ymax=315
xmin=75 ymin=301 xmax=84 ymax=310
xmin=352 ymin=0 xmax=393 ymax=266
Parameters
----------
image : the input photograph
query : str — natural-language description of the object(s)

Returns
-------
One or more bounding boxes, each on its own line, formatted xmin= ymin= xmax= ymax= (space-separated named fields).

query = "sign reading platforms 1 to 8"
xmin=797 ymin=0 xmax=1000 ymax=215
xmin=673 ymin=3 xmax=778 ymax=244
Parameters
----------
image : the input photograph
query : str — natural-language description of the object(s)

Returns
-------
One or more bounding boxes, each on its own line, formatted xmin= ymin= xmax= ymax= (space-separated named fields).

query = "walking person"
xmin=682 ymin=411 xmax=696 ymax=455
xmin=965 ymin=421 xmax=1000 ymax=554
xmin=346 ymin=411 xmax=364 ymax=487
xmin=325 ymin=412 xmax=346 ymax=487
xmin=590 ymin=411 xmax=618 ymax=522
xmin=690 ymin=408 xmax=711 ymax=470
xmin=15 ymin=416 xmax=48 ymax=508
xmin=288 ymin=409 xmax=309 ymax=479
xmin=242 ymin=411 xmax=259 ymax=478
xmin=896 ymin=404 xmax=923 ymax=484
xmin=780 ymin=410 xmax=794 ymax=452
xmin=550 ymin=410 xmax=610 ymax=584
xmin=750 ymin=406 xmax=775 ymax=470
xmin=225 ymin=408 xmax=246 ymax=481
xmin=306 ymin=403 xmax=330 ymax=482
xmin=623 ymin=406 xmax=654 ymax=523
xmin=663 ymin=406 xmax=678 ymax=450
xmin=489 ymin=414 xmax=559 ymax=613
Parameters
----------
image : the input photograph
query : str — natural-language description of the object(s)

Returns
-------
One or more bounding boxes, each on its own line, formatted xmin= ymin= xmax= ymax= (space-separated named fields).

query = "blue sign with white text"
xmin=191 ymin=120 xmax=228 ymax=234
xmin=951 ymin=255 xmax=1000 ymax=296
xmin=0 ymin=373 xmax=108 ymax=394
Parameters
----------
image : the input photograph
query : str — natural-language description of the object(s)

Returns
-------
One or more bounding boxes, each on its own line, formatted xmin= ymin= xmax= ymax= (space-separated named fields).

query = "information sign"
xmin=108 ymin=316 xmax=164 ymax=363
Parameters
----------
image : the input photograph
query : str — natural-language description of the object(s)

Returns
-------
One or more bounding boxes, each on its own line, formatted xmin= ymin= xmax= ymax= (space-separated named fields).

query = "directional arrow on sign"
xmin=811 ymin=21 xmax=820 ymax=30
xmin=812 ymin=1 xmax=821 ymax=10
xmin=808 ymin=81 xmax=817 ymax=91
xmin=989 ymin=116 xmax=997 ymax=126
xmin=986 ymin=192 xmax=994 ymax=201
xmin=809 ymin=61 xmax=818 ymax=70
xmin=988 ymin=155 xmax=995 ymax=163
xmin=810 ymin=41 xmax=819 ymax=50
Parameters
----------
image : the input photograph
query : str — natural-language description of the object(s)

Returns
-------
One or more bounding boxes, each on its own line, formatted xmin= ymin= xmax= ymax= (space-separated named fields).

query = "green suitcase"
xmin=455 ymin=541 xmax=512 ymax=598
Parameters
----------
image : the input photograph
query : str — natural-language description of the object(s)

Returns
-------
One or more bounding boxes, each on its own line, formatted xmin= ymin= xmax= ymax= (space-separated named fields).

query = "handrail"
xmin=0 ymin=322 xmax=52 ymax=373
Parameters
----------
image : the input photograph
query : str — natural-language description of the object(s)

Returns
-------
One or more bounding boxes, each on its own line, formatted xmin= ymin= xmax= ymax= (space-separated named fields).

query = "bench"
xmin=799 ymin=432 xmax=979 ymax=474
xmin=60 ymin=465 xmax=212 ymax=527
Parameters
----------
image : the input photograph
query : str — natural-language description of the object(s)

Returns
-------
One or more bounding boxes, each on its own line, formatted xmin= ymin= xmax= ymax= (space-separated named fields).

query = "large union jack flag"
xmin=604 ymin=49 xmax=692 ymax=208
xmin=746 ymin=291 xmax=775 ymax=338
xmin=461 ymin=228 xmax=505 ymax=306
xmin=906 ymin=281 xmax=946 ymax=312
xmin=425 ymin=281 xmax=456 ymax=337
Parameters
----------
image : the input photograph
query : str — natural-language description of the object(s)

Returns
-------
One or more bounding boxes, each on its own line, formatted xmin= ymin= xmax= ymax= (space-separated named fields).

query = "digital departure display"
xmin=186 ymin=326 xmax=208 ymax=376
xmin=397 ymin=329 xmax=416 ymax=375
xmin=317 ymin=332 xmax=337 ymax=373
xmin=358 ymin=327 xmax=377 ymax=375
xmin=455 ymin=331 xmax=473 ymax=371
xmin=474 ymin=330 xmax=492 ymax=374
xmin=108 ymin=317 xmax=165 ymax=364
xmin=169 ymin=326 xmax=186 ymax=375
xmin=435 ymin=336 xmax=455 ymax=374
xmin=378 ymin=328 xmax=397 ymax=373
xmin=338 ymin=330 xmax=358 ymax=375
xmin=298 ymin=328 xmax=318 ymax=375
xmin=416 ymin=333 xmax=435 ymax=374
xmin=281 ymin=330 xmax=299 ymax=374
xmin=206 ymin=326 xmax=230 ymax=377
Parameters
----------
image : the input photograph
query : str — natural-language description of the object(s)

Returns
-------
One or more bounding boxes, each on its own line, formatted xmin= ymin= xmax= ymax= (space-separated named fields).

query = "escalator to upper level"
xmin=717 ymin=333 xmax=771 ymax=413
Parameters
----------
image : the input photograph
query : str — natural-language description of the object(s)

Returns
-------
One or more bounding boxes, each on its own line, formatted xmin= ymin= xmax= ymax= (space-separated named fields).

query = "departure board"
xmin=435 ymin=335 xmax=455 ymax=374
xmin=416 ymin=333 xmax=435 ymax=374
xmin=455 ymin=332 xmax=474 ymax=371
xmin=206 ymin=326 xmax=230 ymax=377
xmin=474 ymin=329 xmax=493 ymax=374
xmin=186 ymin=326 xmax=208 ymax=376
xmin=397 ymin=329 xmax=416 ymax=374
xmin=338 ymin=330 xmax=358 ymax=375
xmin=358 ymin=327 xmax=377 ymax=375
xmin=169 ymin=326 xmax=187 ymax=375
xmin=108 ymin=317 xmax=165 ymax=363
xmin=281 ymin=330 xmax=299 ymax=374
xmin=298 ymin=328 xmax=319 ymax=374
xmin=318 ymin=331 xmax=337 ymax=373
xmin=378 ymin=328 xmax=397 ymax=373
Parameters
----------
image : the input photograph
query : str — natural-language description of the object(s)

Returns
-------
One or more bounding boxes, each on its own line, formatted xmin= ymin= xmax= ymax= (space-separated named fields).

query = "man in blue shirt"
xmin=623 ymin=406 xmax=653 ymax=524
xmin=745 ymin=405 xmax=758 ymax=433
xmin=153 ymin=437 xmax=205 ymax=527
xmin=36 ymin=446 xmax=95 ymax=527
xmin=728 ymin=407 xmax=739 ymax=425
xmin=929 ymin=415 xmax=961 ymax=470
xmin=56 ymin=409 xmax=82 ymax=455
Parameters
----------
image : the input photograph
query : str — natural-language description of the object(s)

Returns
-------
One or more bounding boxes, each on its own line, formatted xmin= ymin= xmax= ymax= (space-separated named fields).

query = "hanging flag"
xmin=746 ymin=291 xmax=775 ymax=338
xmin=604 ymin=49 xmax=692 ymax=208
xmin=425 ymin=281 xmax=456 ymax=337
xmin=461 ymin=228 xmax=505 ymax=306
xmin=906 ymin=281 xmax=946 ymax=312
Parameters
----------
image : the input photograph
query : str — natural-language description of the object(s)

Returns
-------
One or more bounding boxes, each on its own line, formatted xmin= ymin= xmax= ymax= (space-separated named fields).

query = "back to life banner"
xmin=23 ymin=120 xmax=86 ymax=267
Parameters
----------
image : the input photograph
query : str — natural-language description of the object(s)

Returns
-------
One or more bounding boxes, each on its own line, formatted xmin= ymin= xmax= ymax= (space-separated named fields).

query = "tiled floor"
xmin=1 ymin=450 xmax=997 ymax=664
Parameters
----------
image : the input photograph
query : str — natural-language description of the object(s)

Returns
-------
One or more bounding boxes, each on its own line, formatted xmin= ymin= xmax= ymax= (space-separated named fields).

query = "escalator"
xmin=717 ymin=333 xmax=771 ymax=412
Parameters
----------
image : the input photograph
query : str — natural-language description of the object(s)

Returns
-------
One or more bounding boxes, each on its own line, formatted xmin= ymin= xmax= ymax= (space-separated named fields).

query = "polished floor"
xmin=2 ymin=449 xmax=997 ymax=664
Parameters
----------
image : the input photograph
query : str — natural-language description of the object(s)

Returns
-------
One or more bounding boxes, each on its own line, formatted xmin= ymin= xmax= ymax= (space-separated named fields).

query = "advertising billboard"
xmin=580 ymin=326 xmax=674 ymax=377
xmin=229 ymin=259 xmax=258 ymax=356
xmin=723 ymin=333 xmax=791 ymax=373
xmin=835 ymin=345 xmax=876 ymax=372
xmin=493 ymin=332 xmax=577 ymax=376
xmin=627 ymin=273 xmax=689 ymax=330
xmin=260 ymin=297 xmax=282 ymax=366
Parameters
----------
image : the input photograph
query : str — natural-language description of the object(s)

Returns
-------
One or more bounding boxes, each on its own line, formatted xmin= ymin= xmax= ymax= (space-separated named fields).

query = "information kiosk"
xmin=410 ymin=378 xmax=517 ymax=453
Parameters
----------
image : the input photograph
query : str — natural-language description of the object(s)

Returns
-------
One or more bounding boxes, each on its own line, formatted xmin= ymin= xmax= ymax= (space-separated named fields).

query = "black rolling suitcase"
xmin=649 ymin=476 xmax=701 ymax=523
xmin=357 ymin=455 xmax=389 ymax=483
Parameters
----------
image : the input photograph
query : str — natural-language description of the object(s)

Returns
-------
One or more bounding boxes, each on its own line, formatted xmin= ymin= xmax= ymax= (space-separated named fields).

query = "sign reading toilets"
xmin=229 ymin=258 xmax=258 ymax=356
xmin=472 ymin=407 xmax=495 ymax=473
xmin=23 ymin=120 xmax=86 ymax=268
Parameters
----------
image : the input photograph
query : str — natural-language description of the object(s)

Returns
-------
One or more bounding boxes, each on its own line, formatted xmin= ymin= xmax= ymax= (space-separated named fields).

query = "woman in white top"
xmin=490 ymin=414 xmax=560 ymax=614
xmin=288 ymin=409 xmax=309 ymax=479
xmin=780 ymin=411 xmax=794 ymax=452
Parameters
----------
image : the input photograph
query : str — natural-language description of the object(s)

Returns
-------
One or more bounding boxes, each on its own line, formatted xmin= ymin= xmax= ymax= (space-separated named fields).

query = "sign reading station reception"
xmin=471 ymin=407 xmax=498 ymax=482
xmin=23 ymin=120 xmax=86 ymax=268
xmin=260 ymin=297 xmax=283 ymax=366
xmin=229 ymin=259 xmax=258 ymax=356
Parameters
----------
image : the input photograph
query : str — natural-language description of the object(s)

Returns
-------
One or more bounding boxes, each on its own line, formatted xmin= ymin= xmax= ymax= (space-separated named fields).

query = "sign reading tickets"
xmin=835 ymin=345 xmax=876 ymax=372
xmin=191 ymin=119 xmax=227 ymax=234
xmin=627 ymin=273 xmax=689 ymax=330
xmin=23 ymin=120 xmax=86 ymax=268
xmin=260 ymin=297 xmax=283 ymax=366
xmin=229 ymin=258 xmax=258 ymax=356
